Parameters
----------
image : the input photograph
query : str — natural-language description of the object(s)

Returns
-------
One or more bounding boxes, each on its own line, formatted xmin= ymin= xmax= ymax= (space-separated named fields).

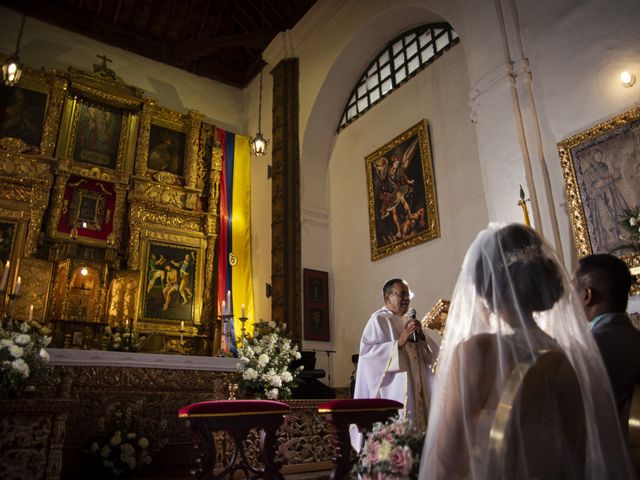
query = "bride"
xmin=419 ymin=223 xmax=634 ymax=479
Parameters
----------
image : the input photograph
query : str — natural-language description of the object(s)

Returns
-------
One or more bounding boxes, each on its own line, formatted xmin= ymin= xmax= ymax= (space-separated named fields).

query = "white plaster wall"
xmin=515 ymin=0 xmax=640 ymax=270
xmin=0 ymin=7 xmax=244 ymax=131
xmin=327 ymin=45 xmax=487 ymax=386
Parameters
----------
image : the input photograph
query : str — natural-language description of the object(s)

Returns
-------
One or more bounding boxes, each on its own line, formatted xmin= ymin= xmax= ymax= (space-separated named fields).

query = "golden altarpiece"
xmin=0 ymin=60 xmax=335 ymax=479
xmin=0 ymin=61 xmax=223 ymax=352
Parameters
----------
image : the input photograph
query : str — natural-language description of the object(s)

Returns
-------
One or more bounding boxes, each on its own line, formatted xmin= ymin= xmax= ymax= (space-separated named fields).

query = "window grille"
xmin=338 ymin=24 xmax=459 ymax=131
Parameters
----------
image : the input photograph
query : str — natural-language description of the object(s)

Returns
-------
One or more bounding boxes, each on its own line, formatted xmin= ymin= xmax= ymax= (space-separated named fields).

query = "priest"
xmin=350 ymin=278 xmax=438 ymax=450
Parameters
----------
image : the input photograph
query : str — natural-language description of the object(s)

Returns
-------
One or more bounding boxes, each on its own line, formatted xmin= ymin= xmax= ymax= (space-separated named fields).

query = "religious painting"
xmin=68 ymin=188 xmax=107 ymax=231
xmin=558 ymin=106 xmax=640 ymax=293
xmin=141 ymin=242 xmax=197 ymax=323
xmin=50 ymin=176 xmax=117 ymax=247
xmin=365 ymin=120 xmax=440 ymax=261
xmin=303 ymin=269 xmax=330 ymax=341
xmin=147 ymin=124 xmax=186 ymax=176
xmin=0 ymin=221 xmax=16 ymax=287
xmin=0 ymin=84 xmax=47 ymax=148
xmin=73 ymin=102 xmax=123 ymax=168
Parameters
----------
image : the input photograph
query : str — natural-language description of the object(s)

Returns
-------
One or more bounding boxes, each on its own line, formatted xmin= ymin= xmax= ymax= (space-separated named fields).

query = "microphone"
xmin=408 ymin=308 xmax=419 ymax=343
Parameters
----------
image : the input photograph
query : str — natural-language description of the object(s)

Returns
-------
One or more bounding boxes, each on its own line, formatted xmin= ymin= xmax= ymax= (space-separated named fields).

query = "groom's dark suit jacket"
xmin=591 ymin=312 xmax=640 ymax=426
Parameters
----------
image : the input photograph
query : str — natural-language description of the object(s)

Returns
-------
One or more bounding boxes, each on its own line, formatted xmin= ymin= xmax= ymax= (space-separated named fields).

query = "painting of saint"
xmin=365 ymin=120 xmax=439 ymax=260
xmin=0 ymin=85 xmax=47 ymax=147
xmin=371 ymin=137 xmax=427 ymax=246
xmin=74 ymin=103 xmax=122 ymax=168
xmin=147 ymin=125 xmax=186 ymax=176
xmin=143 ymin=243 xmax=196 ymax=322
xmin=574 ymin=120 xmax=640 ymax=256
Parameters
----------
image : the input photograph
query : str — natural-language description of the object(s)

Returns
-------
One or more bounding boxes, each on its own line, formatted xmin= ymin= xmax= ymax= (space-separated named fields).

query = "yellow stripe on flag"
xmin=230 ymin=135 xmax=255 ymax=339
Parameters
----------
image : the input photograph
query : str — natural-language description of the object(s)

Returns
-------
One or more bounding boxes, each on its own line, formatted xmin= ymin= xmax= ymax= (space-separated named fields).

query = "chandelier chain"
xmin=15 ymin=14 xmax=26 ymax=56
xmin=258 ymin=69 xmax=263 ymax=132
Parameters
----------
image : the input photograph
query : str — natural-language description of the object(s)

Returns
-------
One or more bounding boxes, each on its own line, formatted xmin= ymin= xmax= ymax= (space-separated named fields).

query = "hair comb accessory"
xmin=504 ymin=244 xmax=543 ymax=267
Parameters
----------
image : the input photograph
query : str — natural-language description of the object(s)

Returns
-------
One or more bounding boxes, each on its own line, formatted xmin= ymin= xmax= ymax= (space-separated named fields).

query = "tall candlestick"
xmin=28 ymin=304 xmax=34 ymax=322
xmin=13 ymin=276 xmax=21 ymax=296
xmin=180 ymin=321 xmax=185 ymax=331
xmin=222 ymin=300 xmax=227 ymax=315
xmin=241 ymin=304 xmax=245 ymax=317
xmin=226 ymin=290 xmax=231 ymax=314
xmin=0 ymin=261 xmax=9 ymax=291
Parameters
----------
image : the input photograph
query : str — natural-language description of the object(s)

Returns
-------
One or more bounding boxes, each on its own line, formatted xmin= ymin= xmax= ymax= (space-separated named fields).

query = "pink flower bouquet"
xmin=356 ymin=416 xmax=425 ymax=480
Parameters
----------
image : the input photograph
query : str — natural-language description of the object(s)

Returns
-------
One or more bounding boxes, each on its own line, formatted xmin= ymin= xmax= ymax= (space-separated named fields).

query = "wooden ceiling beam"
xmin=231 ymin=1 xmax=262 ymax=31
xmin=113 ymin=0 xmax=123 ymax=23
xmin=170 ymin=29 xmax=275 ymax=59
xmin=248 ymin=0 xmax=282 ymax=26
xmin=162 ymin=0 xmax=179 ymax=37
xmin=197 ymin=0 xmax=211 ymax=39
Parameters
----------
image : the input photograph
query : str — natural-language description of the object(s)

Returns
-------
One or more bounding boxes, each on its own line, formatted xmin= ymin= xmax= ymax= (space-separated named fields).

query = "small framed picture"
xmin=303 ymin=269 xmax=329 ymax=342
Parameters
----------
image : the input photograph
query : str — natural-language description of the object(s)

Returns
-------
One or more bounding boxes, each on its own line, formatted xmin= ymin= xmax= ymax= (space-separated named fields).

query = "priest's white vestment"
xmin=350 ymin=306 xmax=437 ymax=450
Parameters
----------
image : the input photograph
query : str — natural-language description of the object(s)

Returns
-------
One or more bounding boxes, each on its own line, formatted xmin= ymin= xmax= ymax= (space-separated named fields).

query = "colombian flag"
xmin=216 ymin=129 xmax=255 ymax=353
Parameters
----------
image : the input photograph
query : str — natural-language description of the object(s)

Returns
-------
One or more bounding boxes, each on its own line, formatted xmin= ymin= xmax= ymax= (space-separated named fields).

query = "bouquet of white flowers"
xmin=101 ymin=325 xmax=141 ymax=352
xmin=86 ymin=405 xmax=167 ymax=478
xmin=236 ymin=321 xmax=303 ymax=400
xmin=356 ymin=416 xmax=425 ymax=480
xmin=0 ymin=319 xmax=52 ymax=398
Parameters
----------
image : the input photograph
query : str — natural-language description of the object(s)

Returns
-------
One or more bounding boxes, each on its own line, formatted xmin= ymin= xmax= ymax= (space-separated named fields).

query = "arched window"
xmin=338 ymin=23 xmax=459 ymax=131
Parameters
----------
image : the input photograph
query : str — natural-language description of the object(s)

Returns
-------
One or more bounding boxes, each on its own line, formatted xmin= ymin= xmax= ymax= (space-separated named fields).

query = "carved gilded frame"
xmin=47 ymin=172 xmax=125 ymax=249
xmin=0 ymin=64 xmax=65 ymax=157
xmin=365 ymin=119 xmax=440 ymax=261
xmin=69 ymin=188 xmax=106 ymax=231
xmin=135 ymin=102 xmax=202 ymax=190
xmin=557 ymin=107 xmax=640 ymax=293
xmin=55 ymin=68 xmax=142 ymax=174
xmin=136 ymin=225 xmax=206 ymax=336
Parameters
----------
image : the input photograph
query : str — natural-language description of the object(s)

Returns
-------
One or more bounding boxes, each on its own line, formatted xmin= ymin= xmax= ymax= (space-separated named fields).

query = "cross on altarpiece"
xmin=93 ymin=53 xmax=116 ymax=79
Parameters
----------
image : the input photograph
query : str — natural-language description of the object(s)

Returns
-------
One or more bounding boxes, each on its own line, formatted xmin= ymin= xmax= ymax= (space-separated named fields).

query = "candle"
xmin=0 ymin=261 xmax=9 ymax=291
xmin=28 ymin=304 xmax=34 ymax=322
xmin=222 ymin=300 xmax=227 ymax=315
xmin=241 ymin=304 xmax=245 ymax=317
xmin=13 ymin=276 xmax=21 ymax=296
xmin=226 ymin=290 xmax=231 ymax=314
xmin=180 ymin=321 xmax=185 ymax=331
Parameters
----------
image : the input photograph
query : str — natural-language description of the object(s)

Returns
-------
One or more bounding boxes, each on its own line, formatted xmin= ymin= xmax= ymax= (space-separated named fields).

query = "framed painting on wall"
xmin=0 ymin=84 xmax=47 ymax=148
xmin=147 ymin=124 xmax=186 ymax=176
xmin=557 ymin=106 xmax=640 ymax=292
xmin=365 ymin=119 xmax=440 ymax=261
xmin=0 ymin=221 xmax=16 ymax=284
xmin=141 ymin=242 xmax=198 ymax=324
xmin=303 ymin=269 xmax=329 ymax=342
xmin=73 ymin=102 xmax=123 ymax=168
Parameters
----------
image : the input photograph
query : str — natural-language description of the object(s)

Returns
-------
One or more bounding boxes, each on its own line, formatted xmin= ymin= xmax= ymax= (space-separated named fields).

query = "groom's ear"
xmin=581 ymin=286 xmax=595 ymax=307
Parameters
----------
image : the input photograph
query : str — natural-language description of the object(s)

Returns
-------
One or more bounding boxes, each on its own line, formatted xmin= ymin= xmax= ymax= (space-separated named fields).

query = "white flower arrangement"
xmin=0 ymin=319 xmax=52 ymax=398
xmin=101 ymin=325 xmax=141 ymax=352
xmin=86 ymin=405 xmax=167 ymax=478
xmin=235 ymin=321 xmax=303 ymax=400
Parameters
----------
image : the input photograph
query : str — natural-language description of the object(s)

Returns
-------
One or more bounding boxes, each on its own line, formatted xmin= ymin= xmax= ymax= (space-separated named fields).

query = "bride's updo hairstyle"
xmin=473 ymin=224 xmax=564 ymax=316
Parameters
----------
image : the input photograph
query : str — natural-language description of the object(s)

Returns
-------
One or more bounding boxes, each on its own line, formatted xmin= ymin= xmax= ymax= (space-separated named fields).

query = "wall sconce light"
xmin=1 ymin=14 xmax=26 ymax=86
xmin=250 ymin=68 xmax=269 ymax=156
xmin=620 ymin=71 xmax=636 ymax=88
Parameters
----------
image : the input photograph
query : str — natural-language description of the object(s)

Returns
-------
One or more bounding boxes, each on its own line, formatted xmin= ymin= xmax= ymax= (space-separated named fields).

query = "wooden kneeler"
xmin=179 ymin=399 xmax=290 ymax=480
xmin=318 ymin=398 xmax=403 ymax=480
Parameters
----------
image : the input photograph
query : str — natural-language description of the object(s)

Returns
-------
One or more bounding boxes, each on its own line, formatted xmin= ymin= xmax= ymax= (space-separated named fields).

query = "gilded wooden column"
xmin=203 ymin=133 xmax=223 ymax=354
xmin=270 ymin=58 xmax=302 ymax=344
